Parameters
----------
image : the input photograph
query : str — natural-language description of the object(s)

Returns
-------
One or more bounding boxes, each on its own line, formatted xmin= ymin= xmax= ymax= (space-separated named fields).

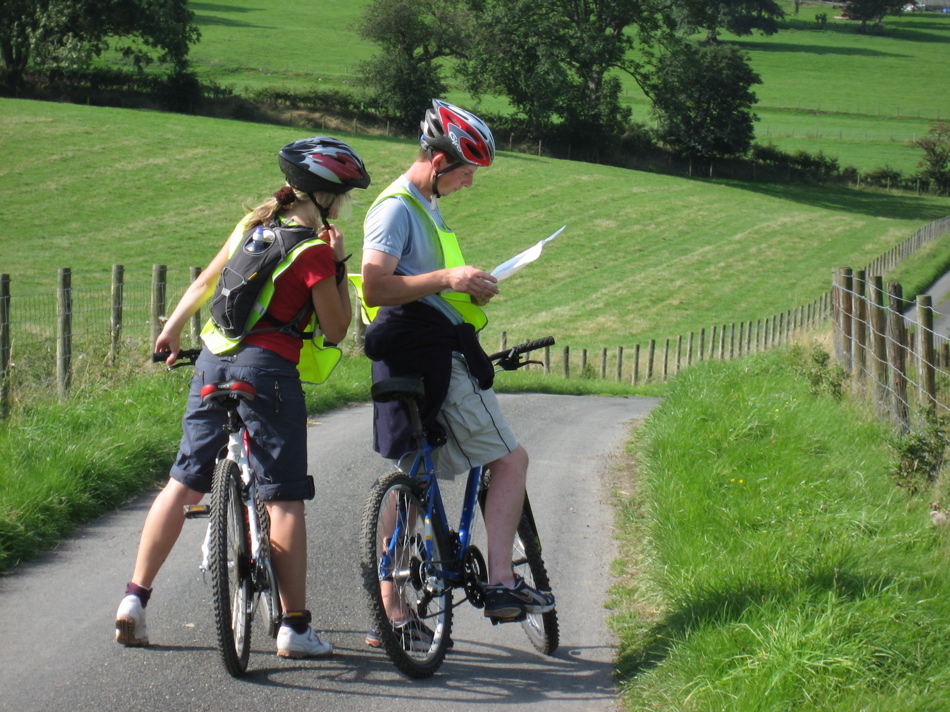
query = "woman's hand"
xmin=321 ymin=224 xmax=347 ymax=262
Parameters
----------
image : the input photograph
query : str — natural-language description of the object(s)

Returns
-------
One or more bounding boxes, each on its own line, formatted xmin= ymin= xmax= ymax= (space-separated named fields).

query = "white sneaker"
xmin=115 ymin=595 xmax=149 ymax=647
xmin=276 ymin=625 xmax=333 ymax=659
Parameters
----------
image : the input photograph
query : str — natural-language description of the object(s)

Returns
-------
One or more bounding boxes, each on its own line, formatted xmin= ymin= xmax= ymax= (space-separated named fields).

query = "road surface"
xmin=0 ymin=393 xmax=660 ymax=712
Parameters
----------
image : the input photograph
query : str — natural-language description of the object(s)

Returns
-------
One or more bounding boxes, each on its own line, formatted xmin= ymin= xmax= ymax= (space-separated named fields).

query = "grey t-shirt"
xmin=362 ymin=176 xmax=463 ymax=323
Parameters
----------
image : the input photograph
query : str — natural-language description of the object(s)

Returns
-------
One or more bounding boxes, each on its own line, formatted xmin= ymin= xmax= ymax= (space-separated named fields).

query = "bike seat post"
xmin=406 ymin=398 xmax=426 ymax=443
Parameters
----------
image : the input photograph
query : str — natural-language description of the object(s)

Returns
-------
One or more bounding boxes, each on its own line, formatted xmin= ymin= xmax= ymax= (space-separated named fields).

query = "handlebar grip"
xmin=152 ymin=349 xmax=202 ymax=366
xmin=510 ymin=336 xmax=555 ymax=356
xmin=488 ymin=336 xmax=556 ymax=362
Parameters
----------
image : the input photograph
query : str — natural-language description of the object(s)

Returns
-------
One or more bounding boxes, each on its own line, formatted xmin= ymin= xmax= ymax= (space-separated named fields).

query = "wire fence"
xmin=831 ymin=269 xmax=950 ymax=434
xmin=1 ymin=215 xmax=949 ymax=417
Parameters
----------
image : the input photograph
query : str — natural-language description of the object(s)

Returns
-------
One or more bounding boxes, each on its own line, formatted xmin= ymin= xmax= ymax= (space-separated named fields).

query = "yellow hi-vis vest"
xmin=353 ymin=184 xmax=487 ymax=331
xmin=201 ymin=217 xmax=342 ymax=385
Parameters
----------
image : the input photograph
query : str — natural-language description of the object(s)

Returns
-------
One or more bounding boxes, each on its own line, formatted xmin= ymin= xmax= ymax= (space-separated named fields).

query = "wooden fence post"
xmin=917 ymin=295 xmax=936 ymax=409
xmin=600 ymin=347 xmax=607 ymax=379
xmin=616 ymin=346 xmax=623 ymax=382
xmin=840 ymin=268 xmax=853 ymax=370
xmin=544 ymin=345 xmax=550 ymax=374
xmin=647 ymin=339 xmax=656 ymax=381
xmin=869 ymin=276 xmax=889 ymax=407
xmin=0 ymin=274 xmax=9 ymax=419
xmin=563 ymin=346 xmax=570 ymax=378
xmin=663 ymin=338 xmax=670 ymax=380
xmin=581 ymin=348 xmax=588 ymax=373
xmin=698 ymin=328 xmax=705 ymax=362
xmin=109 ymin=265 xmax=124 ymax=367
xmin=687 ymin=331 xmax=694 ymax=366
xmin=853 ymin=270 xmax=867 ymax=381
xmin=886 ymin=282 xmax=909 ymax=432
xmin=151 ymin=264 xmax=167 ymax=347
xmin=57 ymin=268 xmax=72 ymax=399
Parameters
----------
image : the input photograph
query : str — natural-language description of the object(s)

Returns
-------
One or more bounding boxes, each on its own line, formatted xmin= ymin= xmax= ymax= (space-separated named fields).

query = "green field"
xmin=166 ymin=0 xmax=950 ymax=175
xmin=3 ymin=98 xmax=947 ymax=356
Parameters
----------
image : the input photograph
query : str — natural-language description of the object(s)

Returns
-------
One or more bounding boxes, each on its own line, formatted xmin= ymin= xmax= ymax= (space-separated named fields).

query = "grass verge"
xmin=610 ymin=344 xmax=950 ymax=710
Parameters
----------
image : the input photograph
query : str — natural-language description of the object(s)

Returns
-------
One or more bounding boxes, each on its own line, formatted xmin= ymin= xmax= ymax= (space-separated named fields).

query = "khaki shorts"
xmin=398 ymin=354 xmax=518 ymax=479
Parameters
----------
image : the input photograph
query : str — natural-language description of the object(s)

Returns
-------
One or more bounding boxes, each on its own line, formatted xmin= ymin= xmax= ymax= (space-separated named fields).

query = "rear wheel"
xmin=361 ymin=472 xmax=453 ymax=678
xmin=210 ymin=459 xmax=253 ymax=677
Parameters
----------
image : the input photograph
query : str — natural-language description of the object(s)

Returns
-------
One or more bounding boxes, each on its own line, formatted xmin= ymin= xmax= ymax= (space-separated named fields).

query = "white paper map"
xmin=490 ymin=225 xmax=566 ymax=282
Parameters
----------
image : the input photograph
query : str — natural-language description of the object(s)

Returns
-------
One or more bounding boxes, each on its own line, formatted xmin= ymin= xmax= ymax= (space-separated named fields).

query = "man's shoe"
xmin=115 ymin=595 xmax=149 ymax=647
xmin=483 ymin=575 xmax=555 ymax=619
xmin=276 ymin=625 xmax=333 ymax=659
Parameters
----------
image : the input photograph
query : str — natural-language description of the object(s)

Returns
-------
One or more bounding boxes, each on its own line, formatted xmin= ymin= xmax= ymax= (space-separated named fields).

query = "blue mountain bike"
xmin=360 ymin=337 xmax=560 ymax=678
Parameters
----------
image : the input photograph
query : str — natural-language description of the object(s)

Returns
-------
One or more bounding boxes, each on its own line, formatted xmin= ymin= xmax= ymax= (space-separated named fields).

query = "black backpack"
xmin=209 ymin=220 xmax=320 ymax=341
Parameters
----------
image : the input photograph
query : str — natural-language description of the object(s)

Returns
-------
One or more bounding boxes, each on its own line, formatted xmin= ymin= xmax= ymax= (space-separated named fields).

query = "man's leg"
xmin=483 ymin=444 xmax=528 ymax=587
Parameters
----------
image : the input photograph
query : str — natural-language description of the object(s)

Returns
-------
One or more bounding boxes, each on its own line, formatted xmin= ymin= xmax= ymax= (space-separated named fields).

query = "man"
xmin=360 ymin=99 xmax=555 ymax=639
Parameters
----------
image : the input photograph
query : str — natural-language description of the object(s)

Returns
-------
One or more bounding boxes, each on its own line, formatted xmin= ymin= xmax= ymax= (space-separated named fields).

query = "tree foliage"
xmin=914 ymin=124 xmax=950 ymax=194
xmin=354 ymin=0 xmax=471 ymax=130
xmin=459 ymin=0 xmax=660 ymax=154
xmin=0 ymin=0 xmax=199 ymax=90
xmin=671 ymin=0 xmax=785 ymax=42
xmin=842 ymin=0 xmax=906 ymax=32
xmin=640 ymin=41 xmax=761 ymax=159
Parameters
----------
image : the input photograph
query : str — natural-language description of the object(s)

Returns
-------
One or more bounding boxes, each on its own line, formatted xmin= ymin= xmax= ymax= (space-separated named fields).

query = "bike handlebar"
xmin=152 ymin=349 xmax=203 ymax=368
xmin=488 ymin=336 xmax=555 ymax=371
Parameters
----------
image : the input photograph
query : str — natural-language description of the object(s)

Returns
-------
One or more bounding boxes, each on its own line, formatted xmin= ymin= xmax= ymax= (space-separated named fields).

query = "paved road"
xmin=0 ymin=393 xmax=660 ymax=712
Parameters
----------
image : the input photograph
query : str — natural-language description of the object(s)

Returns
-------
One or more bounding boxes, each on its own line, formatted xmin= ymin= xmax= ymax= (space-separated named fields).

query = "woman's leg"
xmin=265 ymin=499 xmax=307 ymax=613
xmin=131 ymin=478 xmax=205 ymax=588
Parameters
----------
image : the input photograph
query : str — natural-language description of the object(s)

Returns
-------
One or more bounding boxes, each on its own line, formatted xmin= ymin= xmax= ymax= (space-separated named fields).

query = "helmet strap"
xmin=308 ymin=191 xmax=332 ymax=232
xmin=430 ymin=155 xmax=463 ymax=200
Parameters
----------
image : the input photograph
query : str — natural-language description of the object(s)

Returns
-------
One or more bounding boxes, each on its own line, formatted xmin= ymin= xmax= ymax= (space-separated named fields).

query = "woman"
xmin=115 ymin=137 xmax=370 ymax=659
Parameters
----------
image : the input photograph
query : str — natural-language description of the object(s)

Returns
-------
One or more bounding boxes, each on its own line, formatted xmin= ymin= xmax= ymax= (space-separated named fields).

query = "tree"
xmin=354 ymin=0 xmax=471 ymax=131
xmin=842 ymin=0 xmax=905 ymax=32
xmin=914 ymin=124 xmax=950 ymax=194
xmin=671 ymin=0 xmax=785 ymax=43
xmin=0 ymin=0 xmax=199 ymax=90
xmin=460 ymin=0 xmax=658 ymax=154
xmin=640 ymin=41 xmax=761 ymax=160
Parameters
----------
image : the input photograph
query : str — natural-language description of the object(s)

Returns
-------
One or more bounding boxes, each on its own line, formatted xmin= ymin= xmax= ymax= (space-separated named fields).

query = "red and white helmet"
xmin=278 ymin=137 xmax=371 ymax=195
xmin=420 ymin=99 xmax=495 ymax=168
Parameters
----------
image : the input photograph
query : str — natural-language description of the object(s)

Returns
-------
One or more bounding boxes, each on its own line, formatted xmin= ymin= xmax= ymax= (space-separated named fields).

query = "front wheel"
xmin=360 ymin=472 xmax=453 ymax=679
xmin=513 ymin=500 xmax=559 ymax=655
xmin=210 ymin=458 xmax=253 ymax=677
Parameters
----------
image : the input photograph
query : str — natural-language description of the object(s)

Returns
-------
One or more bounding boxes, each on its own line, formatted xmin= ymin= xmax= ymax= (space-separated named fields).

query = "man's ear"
xmin=431 ymin=151 xmax=450 ymax=172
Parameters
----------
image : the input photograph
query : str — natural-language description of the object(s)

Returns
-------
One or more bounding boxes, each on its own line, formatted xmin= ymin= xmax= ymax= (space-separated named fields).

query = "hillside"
xmin=2 ymin=98 xmax=947 ymax=353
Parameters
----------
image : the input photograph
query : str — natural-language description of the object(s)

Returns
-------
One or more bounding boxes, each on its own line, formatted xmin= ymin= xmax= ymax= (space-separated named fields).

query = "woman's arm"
xmin=154 ymin=237 xmax=233 ymax=363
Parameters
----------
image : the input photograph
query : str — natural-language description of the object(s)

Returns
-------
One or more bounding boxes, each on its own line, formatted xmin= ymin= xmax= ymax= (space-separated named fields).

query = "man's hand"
xmin=447 ymin=266 xmax=498 ymax=303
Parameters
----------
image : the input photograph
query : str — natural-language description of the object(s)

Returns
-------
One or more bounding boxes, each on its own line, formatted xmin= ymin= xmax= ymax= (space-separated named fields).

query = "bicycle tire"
xmin=513 ymin=503 xmax=559 ymax=655
xmin=210 ymin=458 xmax=254 ymax=677
xmin=254 ymin=495 xmax=282 ymax=639
xmin=361 ymin=472 xmax=453 ymax=678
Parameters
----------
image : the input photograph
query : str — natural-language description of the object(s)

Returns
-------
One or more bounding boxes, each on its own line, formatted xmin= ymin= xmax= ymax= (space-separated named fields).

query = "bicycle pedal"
xmin=183 ymin=504 xmax=211 ymax=518
xmin=488 ymin=611 xmax=527 ymax=625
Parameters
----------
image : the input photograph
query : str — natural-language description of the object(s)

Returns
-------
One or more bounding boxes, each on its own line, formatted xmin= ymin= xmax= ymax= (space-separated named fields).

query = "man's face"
xmin=437 ymin=163 xmax=478 ymax=197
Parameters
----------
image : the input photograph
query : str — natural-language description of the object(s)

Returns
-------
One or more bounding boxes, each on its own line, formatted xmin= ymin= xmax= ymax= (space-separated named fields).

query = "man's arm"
xmin=361 ymin=249 xmax=499 ymax=308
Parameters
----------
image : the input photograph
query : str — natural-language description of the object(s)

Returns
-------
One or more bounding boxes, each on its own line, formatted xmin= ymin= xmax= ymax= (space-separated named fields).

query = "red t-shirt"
xmin=242 ymin=241 xmax=336 ymax=363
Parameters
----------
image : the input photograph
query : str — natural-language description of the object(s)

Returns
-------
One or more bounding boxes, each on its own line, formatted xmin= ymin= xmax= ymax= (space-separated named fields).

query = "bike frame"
xmin=378 ymin=428 xmax=484 ymax=594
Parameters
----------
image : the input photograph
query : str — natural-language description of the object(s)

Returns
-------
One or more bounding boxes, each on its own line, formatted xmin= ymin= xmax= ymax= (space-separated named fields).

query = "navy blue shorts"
xmin=169 ymin=346 xmax=315 ymax=502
